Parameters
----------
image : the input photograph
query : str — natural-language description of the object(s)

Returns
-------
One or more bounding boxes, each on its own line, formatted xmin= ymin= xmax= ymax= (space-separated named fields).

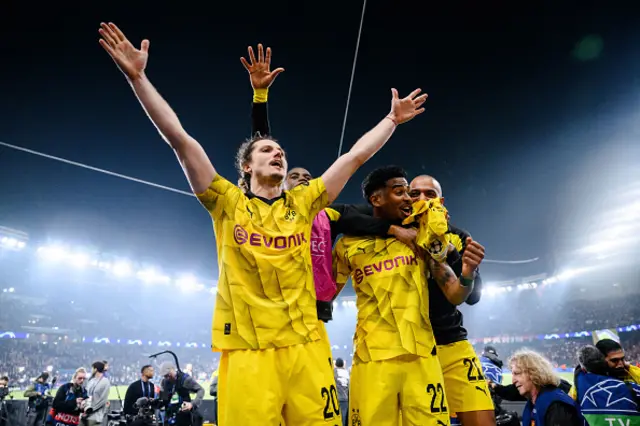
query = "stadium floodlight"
xmin=176 ymin=274 xmax=198 ymax=291
xmin=37 ymin=245 xmax=67 ymax=262
xmin=0 ymin=226 xmax=28 ymax=251
xmin=112 ymin=260 xmax=133 ymax=277
xmin=137 ymin=268 xmax=171 ymax=284
xmin=69 ymin=252 xmax=91 ymax=268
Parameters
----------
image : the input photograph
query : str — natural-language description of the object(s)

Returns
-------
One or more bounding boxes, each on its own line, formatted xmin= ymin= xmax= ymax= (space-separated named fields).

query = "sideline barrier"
xmin=0 ymin=399 xmax=219 ymax=426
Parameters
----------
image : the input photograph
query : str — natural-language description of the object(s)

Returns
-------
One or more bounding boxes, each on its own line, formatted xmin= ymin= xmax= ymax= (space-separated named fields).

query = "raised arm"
xmin=321 ymin=88 xmax=427 ymax=203
xmin=240 ymin=44 xmax=284 ymax=137
xmin=428 ymin=237 xmax=485 ymax=305
xmin=98 ymin=22 xmax=215 ymax=194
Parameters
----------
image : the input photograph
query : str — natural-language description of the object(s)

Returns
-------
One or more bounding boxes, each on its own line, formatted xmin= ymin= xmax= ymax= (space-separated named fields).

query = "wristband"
xmin=385 ymin=115 xmax=398 ymax=127
xmin=253 ymin=88 xmax=268 ymax=103
xmin=460 ymin=276 xmax=474 ymax=287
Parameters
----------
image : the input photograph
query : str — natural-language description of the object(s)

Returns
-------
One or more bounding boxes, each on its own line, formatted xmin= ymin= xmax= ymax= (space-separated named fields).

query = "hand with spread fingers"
xmin=240 ymin=44 xmax=285 ymax=90
xmin=98 ymin=22 xmax=149 ymax=81
xmin=461 ymin=237 xmax=485 ymax=278
xmin=388 ymin=88 xmax=428 ymax=125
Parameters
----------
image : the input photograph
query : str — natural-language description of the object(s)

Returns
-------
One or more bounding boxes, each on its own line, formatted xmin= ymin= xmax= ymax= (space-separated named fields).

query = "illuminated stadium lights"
xmin=112 ymin=260 xmax=132 ymax=277
xmin=69 ymin=252 xmax=90 ymax=268
xmin=2 ymin=288 xmax=15 ymax=293
xmin=0 ymin=226 xmax=28 ymax=251
xmin=1 ymin=236 xmax=26 ymax=250
xmin=176 ymin=274 xmax=205 ymax=292
xmin=37 ymin=245 xmax=68 ymax=262
xmin=137 ymin=267 xmax=170 ymax=284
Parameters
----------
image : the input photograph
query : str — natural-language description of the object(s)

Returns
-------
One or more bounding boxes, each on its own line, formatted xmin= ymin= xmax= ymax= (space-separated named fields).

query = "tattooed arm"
xmin=427 ymin=258 xmax=474 ymax=305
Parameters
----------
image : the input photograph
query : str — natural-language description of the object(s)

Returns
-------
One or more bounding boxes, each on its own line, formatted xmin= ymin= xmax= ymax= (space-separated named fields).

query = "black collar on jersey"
xmin=246 ymin=190 xmax=287 ymax=206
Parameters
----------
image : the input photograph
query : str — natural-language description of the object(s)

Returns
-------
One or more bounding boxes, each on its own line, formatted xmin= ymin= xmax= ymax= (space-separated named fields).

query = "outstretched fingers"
xmin=98 ymin=38 xmax=116 ymax=57
xmin=248 ymin=46 xmax=257 ymax=66
xmin=414 ymin=94 xmax=428 ymax=107
xmin=406 ymin=88 xmax=423 ymax=100
xmin=108 ymin=23 xmax=127 ymax=43
xmin=257 ymin=44 xmax=264 ymax=63
xmin=265 ymin=46 xmax=272 ymax=68
xmin=99 ymin=23 xmax=117 ymax=48
xmin=240 ymin=56 xmax=251 ymax=71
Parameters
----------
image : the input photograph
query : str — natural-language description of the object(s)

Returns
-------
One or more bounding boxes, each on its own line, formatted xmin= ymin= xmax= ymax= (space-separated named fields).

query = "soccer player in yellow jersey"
xmin=334 ymin=166 xmax=455 ymax=426
xmin=409 ymin=175 xmax=494 ymax=426
xmin=98 ymin=23 xmax=427 ymax=426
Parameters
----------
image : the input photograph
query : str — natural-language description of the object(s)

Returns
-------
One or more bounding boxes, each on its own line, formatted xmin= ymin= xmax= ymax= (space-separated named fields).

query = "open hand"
xmin=99 ymin=22 xmax=149 ymax=80
xmin=388 ymin=88 xmax=428 ymax=125
xmin=240 ymin=44 xmax=285 ymax=89
xmin=461 ymin=237 xmax=485 ymax=278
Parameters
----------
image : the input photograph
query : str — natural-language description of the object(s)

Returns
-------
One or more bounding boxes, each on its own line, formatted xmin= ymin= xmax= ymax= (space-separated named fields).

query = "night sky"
xmin=1 ymin=1 xmax=638 ymax=283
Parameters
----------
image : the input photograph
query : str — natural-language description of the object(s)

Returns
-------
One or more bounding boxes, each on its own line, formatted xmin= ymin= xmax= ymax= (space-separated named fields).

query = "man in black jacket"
xmin=123 ymin=365 xmax=156 ymax=419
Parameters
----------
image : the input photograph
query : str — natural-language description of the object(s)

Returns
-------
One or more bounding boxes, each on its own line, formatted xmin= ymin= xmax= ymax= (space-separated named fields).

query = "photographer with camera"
xmin=49 ymin=368 xmax=88 ymax=426
xmin=123 ymin=365 xmax=156 ymax=421
xmin=0 ymin=376 xmax=11 ymax=426
xmin=24 ymin=372 xmax=52 ymax=426
xmin=159 ymin=363 xmax=204 ymax=426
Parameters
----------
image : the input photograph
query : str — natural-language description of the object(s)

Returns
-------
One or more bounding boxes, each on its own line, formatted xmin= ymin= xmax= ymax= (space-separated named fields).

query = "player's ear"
xmin=370 ymin=191 xmax=383 ymax=207
xmin=440 ymin=196 xmax=445 ymax=205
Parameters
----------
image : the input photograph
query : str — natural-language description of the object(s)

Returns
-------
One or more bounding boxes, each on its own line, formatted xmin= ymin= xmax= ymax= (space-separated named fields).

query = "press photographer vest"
xmin=521 ymin=386 xmax=579 ymax=426
xmin=28 ymin=382 xmax=50 ymax=410
xmin=574 ymin=369 xmax=640 ymax=426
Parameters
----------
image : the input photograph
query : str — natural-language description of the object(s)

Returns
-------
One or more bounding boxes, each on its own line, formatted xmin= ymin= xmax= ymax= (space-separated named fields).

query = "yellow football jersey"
xmin=333 ymin=236 xmax=436 ymax=362
xmin=197 ymin=174 xmax=328 ymax=350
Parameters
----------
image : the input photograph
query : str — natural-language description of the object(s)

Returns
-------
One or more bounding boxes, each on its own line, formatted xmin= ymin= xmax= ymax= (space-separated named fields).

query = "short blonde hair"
xmin=72 ymin=367 xmax=87 ymax=381
xmin=508 ymin=349 xmax=559 ymax=389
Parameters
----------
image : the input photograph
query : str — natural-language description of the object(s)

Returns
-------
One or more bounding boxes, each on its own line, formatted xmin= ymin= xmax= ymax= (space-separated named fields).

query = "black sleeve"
xmin=328 ymin=204 xmax=392 ymax=240
xmin=545 ymin=401 xmax=582 ymax=426
xmin=52 ymin=385 xmax=77 ymax=413
xmin=465 ymin=270 xmax=483 ymax=305
xmin=122 ymin=382 xmax=137 ymax=416
xmin=447 ymin=224 xmax=483 ymax=305
xmin=252 ymin=102 xmax=270 ymax=137
xmin=492 ymin=383 xmax=526 ymax=401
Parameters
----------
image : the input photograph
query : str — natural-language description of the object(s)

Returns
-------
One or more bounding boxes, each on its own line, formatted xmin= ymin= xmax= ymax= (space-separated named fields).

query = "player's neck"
xmin=529 ymin=387 xmax=539 ymax=404
xmin=250 ymin=180 xmax=283 ymax=200
xmin=141 ymin=376 xmax=149 ymax=383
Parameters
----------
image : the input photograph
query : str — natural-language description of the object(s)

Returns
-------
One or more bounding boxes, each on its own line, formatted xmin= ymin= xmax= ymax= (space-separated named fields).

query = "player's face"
xmin=409 ymin=176 xmax=443 ymax=203
xmin=511 ymin=364 xmax=534 ymax=398
xmin=74 ymin=372 xmax=86 ymax=386
xmin=0 ymin=379 xmax=7 ymax=388
xmin=245 ymin=139 xmax=288 ymax=185
xmin=373 ymin=178 xmax=412 ymax=220
xmin=285 ymin=167 xmax=312 ymax=190
xmin=605 ymin=349 xmax=626 ymax=376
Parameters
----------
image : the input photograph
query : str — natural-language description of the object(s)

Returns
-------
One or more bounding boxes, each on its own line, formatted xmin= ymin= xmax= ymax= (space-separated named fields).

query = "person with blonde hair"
xmin=49 ymin=367 xmax=88 ymax=426
xmin=509 ymin=349 xmax=582 ymax=426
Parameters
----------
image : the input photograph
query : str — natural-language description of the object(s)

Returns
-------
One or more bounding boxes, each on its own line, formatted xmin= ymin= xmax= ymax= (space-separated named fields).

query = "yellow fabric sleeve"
xmin=253 ymin=88 xmax=268 ymax=103
xmin=402 ymin=198 xmax=449 ymax=263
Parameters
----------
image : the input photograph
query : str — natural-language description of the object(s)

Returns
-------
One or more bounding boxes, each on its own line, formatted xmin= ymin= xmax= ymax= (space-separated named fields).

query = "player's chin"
xmin=270 ymin=171 xmax=286 ymax=182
